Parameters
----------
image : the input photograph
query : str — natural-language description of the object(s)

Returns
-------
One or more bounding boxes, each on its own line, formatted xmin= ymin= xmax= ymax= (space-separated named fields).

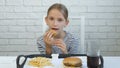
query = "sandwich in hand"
xmin=49 ymin=29 xmax=57 ymax=38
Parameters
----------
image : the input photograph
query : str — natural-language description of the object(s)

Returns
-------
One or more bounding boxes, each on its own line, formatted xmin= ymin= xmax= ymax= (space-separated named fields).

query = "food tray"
xmin=16 ymin=54 xmax=103 ymax=68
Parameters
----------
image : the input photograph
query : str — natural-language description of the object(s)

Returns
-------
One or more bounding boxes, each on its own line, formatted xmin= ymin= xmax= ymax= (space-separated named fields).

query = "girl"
xmin=37 ymin=3 xmax=79 ymax=55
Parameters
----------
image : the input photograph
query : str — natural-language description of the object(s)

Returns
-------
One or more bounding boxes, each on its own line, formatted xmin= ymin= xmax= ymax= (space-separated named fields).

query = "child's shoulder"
xmin=37 ymin=35 xmax=44 ymax=41
xmin=65 ymin=31 xmax=79 ymax=43
xmin=65 ymin=31 xmax=76 ymax=39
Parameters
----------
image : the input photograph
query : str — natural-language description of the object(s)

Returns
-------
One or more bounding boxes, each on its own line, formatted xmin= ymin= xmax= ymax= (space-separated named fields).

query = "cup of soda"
xmin=86 ymin=41 xmax=104 ymax=68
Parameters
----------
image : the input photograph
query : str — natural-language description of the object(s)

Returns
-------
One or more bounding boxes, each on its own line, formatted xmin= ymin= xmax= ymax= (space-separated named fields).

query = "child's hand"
xmin=54 ymin=39 xmax=68 ymax=54
xmin=44 ymin=30 xmax=56 ymax=46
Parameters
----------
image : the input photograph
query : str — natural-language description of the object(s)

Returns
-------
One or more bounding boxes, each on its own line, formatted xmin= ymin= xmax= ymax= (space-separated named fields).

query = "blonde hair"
xmin=47 ymin=3 xmax=68 ymax=20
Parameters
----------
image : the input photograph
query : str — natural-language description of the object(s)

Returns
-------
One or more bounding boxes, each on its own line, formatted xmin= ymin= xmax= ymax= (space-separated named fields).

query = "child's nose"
xmin=53 ymin=20 xmax=58 ymax=25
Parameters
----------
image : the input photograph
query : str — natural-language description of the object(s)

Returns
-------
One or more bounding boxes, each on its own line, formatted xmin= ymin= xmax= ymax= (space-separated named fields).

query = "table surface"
xmin=0 ymin=56 xmax=120 ymax=68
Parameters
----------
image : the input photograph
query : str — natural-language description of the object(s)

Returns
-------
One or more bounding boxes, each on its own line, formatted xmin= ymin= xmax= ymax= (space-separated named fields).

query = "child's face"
xmin=45 ymin=9 xmax=69 ymax=33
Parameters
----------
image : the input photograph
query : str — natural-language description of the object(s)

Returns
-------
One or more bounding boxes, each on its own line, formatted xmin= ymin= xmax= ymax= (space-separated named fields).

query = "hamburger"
xmin=63 ymin=57 xmax=82 ymax=68
xmin=49 ymin=29 xmax=57 ymax=38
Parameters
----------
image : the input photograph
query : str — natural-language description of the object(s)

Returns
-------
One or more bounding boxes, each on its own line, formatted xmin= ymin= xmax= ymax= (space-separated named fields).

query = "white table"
xmin=0 ymin=56 xmax=120 ymax=68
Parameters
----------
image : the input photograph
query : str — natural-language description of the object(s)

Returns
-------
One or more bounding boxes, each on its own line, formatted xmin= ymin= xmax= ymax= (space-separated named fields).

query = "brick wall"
xmin=0 ymin=0 xmax=120 ymax=56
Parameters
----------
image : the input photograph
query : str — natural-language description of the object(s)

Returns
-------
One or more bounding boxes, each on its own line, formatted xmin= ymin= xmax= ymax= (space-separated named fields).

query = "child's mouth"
xmin=52 ymin=28 xmax=59 ymax=30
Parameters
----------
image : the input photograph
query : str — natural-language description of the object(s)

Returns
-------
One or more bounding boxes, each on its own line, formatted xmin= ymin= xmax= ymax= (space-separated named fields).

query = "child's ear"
xmin=45 ymin=16 xmax=48 ymax=25
xmin=65 ymin=20 xmax=69 ymax=26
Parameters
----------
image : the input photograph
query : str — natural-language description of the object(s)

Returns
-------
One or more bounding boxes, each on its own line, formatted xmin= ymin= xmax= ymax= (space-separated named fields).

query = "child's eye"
xmin=49 ymin=17 xmax=54 ymax=21
xmin=58 ymin=18 xmax=63 ymax=22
